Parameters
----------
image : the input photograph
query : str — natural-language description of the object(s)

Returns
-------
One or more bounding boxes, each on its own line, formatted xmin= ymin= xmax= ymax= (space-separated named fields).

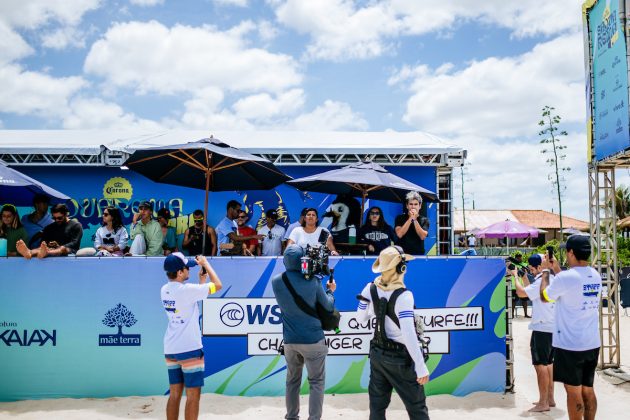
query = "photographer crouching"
xmin=356 ymin=246 xmax=430 ymax=420
xmin=271 ymin=244 xmax=337 ymax=420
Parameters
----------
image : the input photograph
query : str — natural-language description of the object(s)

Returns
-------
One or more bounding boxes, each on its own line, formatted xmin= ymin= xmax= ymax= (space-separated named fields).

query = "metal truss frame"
xmin=589 ymin=165 xmax=621 ymax=369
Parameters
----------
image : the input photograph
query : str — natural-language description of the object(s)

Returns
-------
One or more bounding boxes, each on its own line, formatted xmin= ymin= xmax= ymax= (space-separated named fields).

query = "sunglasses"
xmin=53 ymin=215 xmax=65 ymax=221
xmin=237 ymin=215 xmax=247 ymax=219
xmin=193 ymin=218 xmax=204 ymax=222
xmin=103 ymin=212 xmax=110 ymax=217
xmin=370 ymin=212 xmax=381 ymax=216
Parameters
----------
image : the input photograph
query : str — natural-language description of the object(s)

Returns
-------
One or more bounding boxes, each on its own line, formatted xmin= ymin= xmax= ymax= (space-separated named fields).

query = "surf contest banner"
xmin=0 ymin=256 xmax=507 ymax=401
xmin=15 ymin=165 xmax=439 ymax=254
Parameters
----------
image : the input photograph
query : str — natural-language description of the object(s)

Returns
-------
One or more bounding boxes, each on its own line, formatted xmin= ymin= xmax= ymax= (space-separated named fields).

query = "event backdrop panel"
xmin=0 ymin=256 xmax=506 ymax=401
xmin=16 ymin=165 xmax=439 ymax=254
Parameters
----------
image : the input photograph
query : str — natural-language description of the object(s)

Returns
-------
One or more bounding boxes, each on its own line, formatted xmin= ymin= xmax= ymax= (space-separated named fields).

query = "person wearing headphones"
xmin=356 ymin=246 xmax=430 ymax=420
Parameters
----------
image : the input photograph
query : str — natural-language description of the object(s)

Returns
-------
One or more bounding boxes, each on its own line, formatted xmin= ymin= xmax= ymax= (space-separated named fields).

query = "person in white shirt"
xmin=514 ymin=254 xmax=556 ymax=412
xmin=257 ymin=208 xmax=286 ymax=256
xmin=94 ymin=206 xmax=128 ymax=256
xmin=161 ymin=253 xmax=222 ymax=420
xmin=356 ymin=246 xmax=430 ymax=420
xmin=540 ymin=235 xmax=602 ymax=420
xmin=286 ymin=208 xmax=338 ymax=255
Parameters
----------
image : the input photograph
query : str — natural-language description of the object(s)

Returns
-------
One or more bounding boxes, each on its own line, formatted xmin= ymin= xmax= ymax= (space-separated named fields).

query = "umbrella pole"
xmin=360 ymin=191 xmax=367 ymax=227
xmin=202 ymin=169 xmax=210 ymax=255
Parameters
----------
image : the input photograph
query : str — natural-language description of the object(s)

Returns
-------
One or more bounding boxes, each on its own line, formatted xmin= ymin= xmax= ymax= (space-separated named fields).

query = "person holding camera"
xmin=271 ymin=244 xmax=336 ymax=420
xmin=356 ymin=245 xmax=430 ymax=420
xmin=161 ymin=253 xmax=222 ymax=420
xmin=540 ymin=235 xmax=602 ymax=420
xmin=513 ymin=254 xmax=556 ymax=412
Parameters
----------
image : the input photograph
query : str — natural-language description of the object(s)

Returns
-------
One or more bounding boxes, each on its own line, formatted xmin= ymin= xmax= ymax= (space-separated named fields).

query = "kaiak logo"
xmin=0 ymin=329 xmax=56 ymax=346
xmin=98 ymin=303 xmax=141 ymax=346
xmin=103 ymin=177 xmax=133 ymax=200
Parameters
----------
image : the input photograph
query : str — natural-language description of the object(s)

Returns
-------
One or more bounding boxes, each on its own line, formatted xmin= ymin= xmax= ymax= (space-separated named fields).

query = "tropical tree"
xmin=539 ymin=106 xmax=570 ymax=240
xmin=615 ymin=185 xmax=630 ymax=220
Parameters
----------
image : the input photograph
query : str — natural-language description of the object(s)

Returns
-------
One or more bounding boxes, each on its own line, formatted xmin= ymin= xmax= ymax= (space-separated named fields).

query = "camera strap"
xmin=281 ymin=273 xmax=318 ymax=319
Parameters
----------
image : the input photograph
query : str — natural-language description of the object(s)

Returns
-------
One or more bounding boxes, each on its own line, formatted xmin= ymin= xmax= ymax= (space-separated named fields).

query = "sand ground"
xmin=1 ymin=312 xmax=629 ymax=419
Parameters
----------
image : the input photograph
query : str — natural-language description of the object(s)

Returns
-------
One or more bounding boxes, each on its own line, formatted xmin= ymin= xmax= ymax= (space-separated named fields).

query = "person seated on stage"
xmin=395 ymin=191 xmax=429 ymax=255
xmin=20 ymin=193 xmax=53 ymax=248
xmin=94 ymin=206 xmax=128 ymax=257
xmin=283 ymin=207 xmax=307 ymax=241
xmin=235 ymin=210 xmax=259 ymax=256
xmin=16 ymin=203 xmax=83 ymax=259
xmin=0 ymin=204 xmax=28 ymax=256
xmin=287 ymin=208 xmax=339 ymax=255
xmin=358 ymin=206 xmax=396 ymax=255
xmin=128 ymin=201 xmax=163 ymax=256
xmin=258 ymin=208 xmax=286 ymax=256
xmin=183 ymin=209 xmax=217 ymax=256
xmin=216 ymin=200 xmax=263 ymax=256
xmin=157 ymin=208 xmax=178 ymax=256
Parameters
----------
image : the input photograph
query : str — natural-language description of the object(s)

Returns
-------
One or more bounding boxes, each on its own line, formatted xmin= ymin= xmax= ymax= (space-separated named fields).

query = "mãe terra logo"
xmin=98 ymin=303 xmax=141 ymax=346
xmin=103 ymin=177 xmax=133 ymax=200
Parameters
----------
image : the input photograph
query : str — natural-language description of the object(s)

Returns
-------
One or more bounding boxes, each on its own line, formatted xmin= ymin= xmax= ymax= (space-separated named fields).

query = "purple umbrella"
xmin=476 ymin=220 xmax=539 ymax=239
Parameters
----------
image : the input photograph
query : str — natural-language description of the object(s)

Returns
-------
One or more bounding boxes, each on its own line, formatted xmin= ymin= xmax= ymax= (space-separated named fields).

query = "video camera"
xmin=301 ymin=244 xmax=331 ymax=279
xmin=506 ymin=256 xmax=529 ymax=277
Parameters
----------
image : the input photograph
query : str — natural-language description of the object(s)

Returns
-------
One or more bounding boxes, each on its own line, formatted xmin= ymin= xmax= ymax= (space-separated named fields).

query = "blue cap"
xmin=527 ymin=254 xmax=542 ymax=267
xmin=164 ymin=252 xmax=197 ymax=272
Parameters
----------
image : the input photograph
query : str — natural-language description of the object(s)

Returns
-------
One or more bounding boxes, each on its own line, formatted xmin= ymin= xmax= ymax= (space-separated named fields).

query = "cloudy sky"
xmin=0 ymin=0 xmax=619 ymax=220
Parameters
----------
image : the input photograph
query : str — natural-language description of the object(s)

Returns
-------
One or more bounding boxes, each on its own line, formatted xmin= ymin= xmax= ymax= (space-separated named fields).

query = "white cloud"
xmin=41 ymin=26 xmax=87 ymax=49
xmin=63 ymin=97 xmax=164 ymax=129
xmin=452 ymin=131 xmax=590 ymax=221
xmin=0 ymin=22 xmax=34 ymax=65
xmin=271 ymin=0 xmax=582 ymax=61
xmin=232 ymin=89 xmax=305 ymax=119
xmin=0 ymin=0 xmax=101 ymax=29
xmin=0 ymin=64 xmax=87 ymax=118
xmin=392 ymin=33 xmax=585 ymax=138
xmin=290 ymin=100 xmax=368 ymax=130
xmin=84 ymin=20 xmax=302 ymax=95
xmin=130 ymin=0 xmax=164 ymax=6
xmin=214 ymin=0 xmax=248 ymax=6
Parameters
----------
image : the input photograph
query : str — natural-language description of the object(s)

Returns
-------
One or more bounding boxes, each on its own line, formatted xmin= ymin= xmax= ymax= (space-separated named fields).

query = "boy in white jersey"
xmin=540 ymin=235 xmax=601 ymax=420
xmin=513 ymin=254 xmax=556 ymax=412
xmin=161 ymin=253 xmax=222 ymax=420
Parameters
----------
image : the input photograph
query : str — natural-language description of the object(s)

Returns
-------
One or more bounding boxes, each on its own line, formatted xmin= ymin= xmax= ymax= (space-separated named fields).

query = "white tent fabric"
xmin=0 ymin=130 xmax=464 ymax=156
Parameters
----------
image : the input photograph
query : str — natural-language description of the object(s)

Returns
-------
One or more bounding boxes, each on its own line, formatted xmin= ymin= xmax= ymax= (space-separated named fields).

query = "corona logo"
xmin=103 ymin=177 xmax=133 ymax=200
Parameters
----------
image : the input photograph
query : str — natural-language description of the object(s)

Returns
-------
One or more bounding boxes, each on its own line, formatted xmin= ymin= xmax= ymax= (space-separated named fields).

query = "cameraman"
xmin=356 ymin=246 xmax=430 ymax=420
xmin=271 ymin=244 xmax=336 ymax=420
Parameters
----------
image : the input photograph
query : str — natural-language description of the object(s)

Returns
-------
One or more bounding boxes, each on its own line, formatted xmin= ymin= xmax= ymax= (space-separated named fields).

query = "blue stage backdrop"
xmin=15 ymin=165 xmax=439 ymax=254
xmin=0 ymin=256 xmax=506 ymax=401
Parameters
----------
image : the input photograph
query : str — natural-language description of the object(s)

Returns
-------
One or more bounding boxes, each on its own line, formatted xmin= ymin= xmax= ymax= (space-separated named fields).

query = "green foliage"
xmin=616 ymin=236 xmax=630 ymax=266
xmin=616 ymin=185 xmax=630 ymax=220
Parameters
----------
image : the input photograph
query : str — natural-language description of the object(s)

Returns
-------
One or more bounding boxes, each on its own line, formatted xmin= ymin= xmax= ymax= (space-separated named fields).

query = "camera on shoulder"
xmin=301 ymin=244 xmax=331 ymax=279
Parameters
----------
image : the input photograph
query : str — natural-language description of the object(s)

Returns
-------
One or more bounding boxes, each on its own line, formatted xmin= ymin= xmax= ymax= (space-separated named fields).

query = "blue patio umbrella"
xmin=287 ymin=161 xmax=438 ymax=225
xmin=124 ymin=137 xmax=291 ymax=250
xmin=0 ymin=161 xmax=70 ymax=206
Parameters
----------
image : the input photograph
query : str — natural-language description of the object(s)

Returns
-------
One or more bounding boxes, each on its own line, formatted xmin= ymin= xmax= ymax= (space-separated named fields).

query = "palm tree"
xmin=616 ymin=185 xmax=630 ymax=220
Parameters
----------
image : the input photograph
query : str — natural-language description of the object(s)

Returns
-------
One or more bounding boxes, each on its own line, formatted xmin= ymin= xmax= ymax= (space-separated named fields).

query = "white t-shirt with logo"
xmin=258 ymin=224 xmax=286 ymax=256
xmin=288 ymin=226 xmax=330 ymax=249
xmin=544 ymin=266 xmax=602 ymax=351
xmin=161 ymin=281 xmax=216 ymax=355
xmin=524 ymin=273 xmax=555 ymax=333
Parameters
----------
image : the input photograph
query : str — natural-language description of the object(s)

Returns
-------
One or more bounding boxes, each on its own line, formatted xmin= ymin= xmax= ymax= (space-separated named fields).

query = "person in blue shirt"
xmin=271 ymin=245 xmax=336 ymax=420
xmin=20 ymin=194 xmax=53 ymax=247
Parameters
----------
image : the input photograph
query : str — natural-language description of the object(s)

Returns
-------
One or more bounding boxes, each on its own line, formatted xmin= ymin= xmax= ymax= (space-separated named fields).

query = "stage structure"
xmin=0 ymin=130 xmax=465 ymax=255
xmin=583 ymin=0 xmax=630 ymax=369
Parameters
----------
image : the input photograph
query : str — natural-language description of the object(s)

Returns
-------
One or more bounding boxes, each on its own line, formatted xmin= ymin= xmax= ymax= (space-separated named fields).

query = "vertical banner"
xmin=0 ymin=256 xmax=506 ymax=401
xmin=586 ymin=0 xmax=630 ymax=161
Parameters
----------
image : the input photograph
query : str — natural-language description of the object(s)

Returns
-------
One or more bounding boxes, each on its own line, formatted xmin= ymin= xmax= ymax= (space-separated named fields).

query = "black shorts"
xmin=530 ymin=331 xmax=554 ymax=365
xmin=553 ymin=347 xmax=600 ymax=387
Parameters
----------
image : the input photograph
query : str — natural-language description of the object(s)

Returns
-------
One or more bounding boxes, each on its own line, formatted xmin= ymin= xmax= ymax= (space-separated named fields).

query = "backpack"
xmin=369 ymin=284 xmax=430 ymax=361
xmin=281 ymin=273 xmax=341 ymax=332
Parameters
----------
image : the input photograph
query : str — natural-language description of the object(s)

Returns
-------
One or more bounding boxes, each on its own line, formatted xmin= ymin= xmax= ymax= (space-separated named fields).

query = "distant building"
xmin=453 ymin=209 xmax=589 ymax=247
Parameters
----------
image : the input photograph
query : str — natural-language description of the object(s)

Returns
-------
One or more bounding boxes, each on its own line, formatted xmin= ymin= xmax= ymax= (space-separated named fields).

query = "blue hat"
xmin=164 ymin=252 xmax=197 ymax=272
xmin=560 ymin=234 xmax=591 ymax=254
xmin=528 ymin=254 xmax=542 ymax=267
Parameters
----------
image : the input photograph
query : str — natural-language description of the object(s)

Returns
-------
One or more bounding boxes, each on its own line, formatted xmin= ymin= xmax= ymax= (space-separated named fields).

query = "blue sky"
xmin=0 ymin=0 xmax=604 ymax=220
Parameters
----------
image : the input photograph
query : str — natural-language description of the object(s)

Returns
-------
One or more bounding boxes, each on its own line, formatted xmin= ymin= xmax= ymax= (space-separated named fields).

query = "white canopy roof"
xmin=0 ymin=130 xmax=464 ymax=156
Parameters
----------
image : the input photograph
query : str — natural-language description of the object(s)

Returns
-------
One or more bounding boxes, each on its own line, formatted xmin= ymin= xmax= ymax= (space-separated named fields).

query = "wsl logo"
xmin=220 ymin=303 xmax=245 ymax=327
xmin=98 ymin=303 xmax=141 ymax=346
